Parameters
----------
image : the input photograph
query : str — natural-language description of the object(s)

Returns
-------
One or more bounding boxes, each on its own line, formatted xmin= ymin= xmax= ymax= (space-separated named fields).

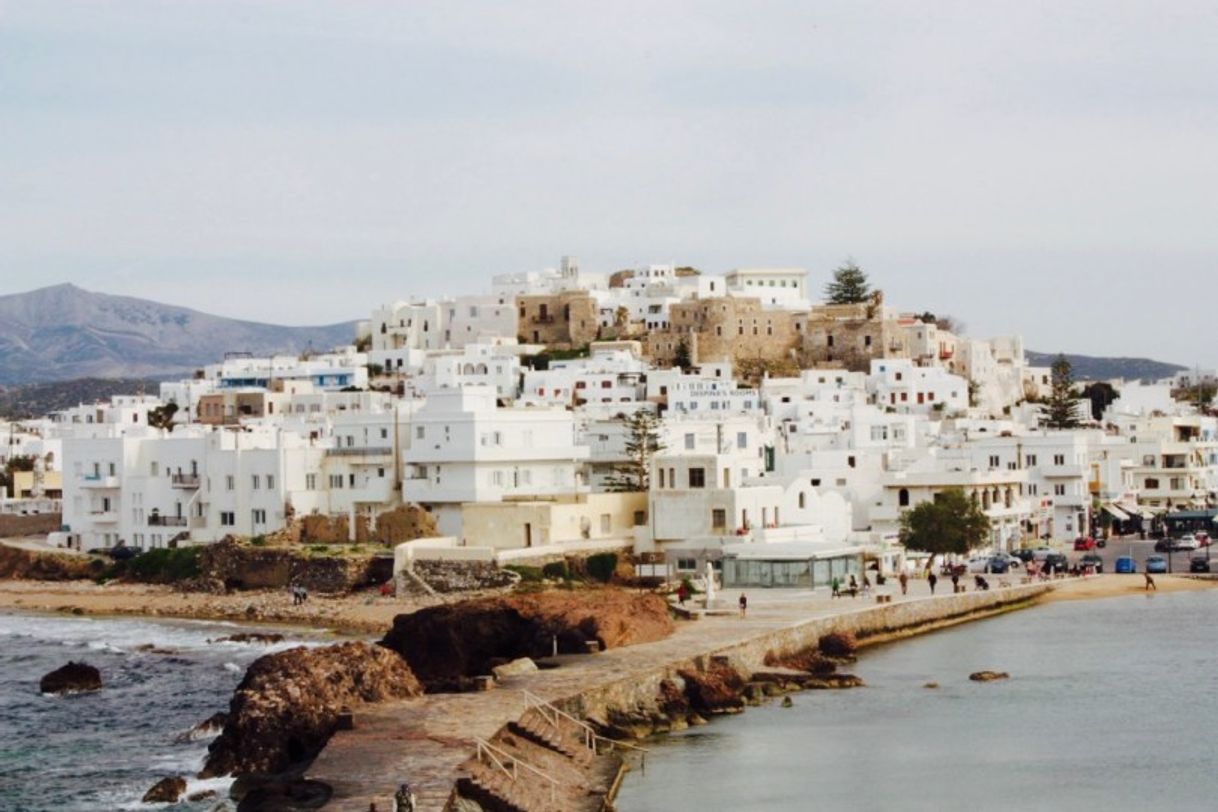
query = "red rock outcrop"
xmin=380 ymin=589 xmax=674 ymax=691
xmin=142 ymin=776 xmax=187 ymax=804
xmin=201 ymin=641 xmax=422 ymax=777
xmin=0 ymin=544 xmax=101 ymax=581
xmin=678 ymin=660 xmax=747 ymax=715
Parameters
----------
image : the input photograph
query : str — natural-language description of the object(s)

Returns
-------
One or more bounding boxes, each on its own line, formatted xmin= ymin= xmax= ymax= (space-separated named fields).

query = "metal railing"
xmin=523 ymin=690 xmax=649 ymax=767
xmin=149 ymin=515 xmax=188 ymax=527
xmin=171 ymin=473 xmax=200 ymax=488
xmin=474 ymin=737 xmax=558 ymax=803
xmin=325 ymin=446 xmax=393 ymax=457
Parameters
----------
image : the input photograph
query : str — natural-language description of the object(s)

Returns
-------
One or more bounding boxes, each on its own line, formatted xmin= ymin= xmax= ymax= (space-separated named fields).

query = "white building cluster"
xmin=27 ymin=258 xmax=1214 ymax=587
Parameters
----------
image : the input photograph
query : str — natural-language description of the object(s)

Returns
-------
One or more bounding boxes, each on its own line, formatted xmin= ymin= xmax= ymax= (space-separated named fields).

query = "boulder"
xmin=201 ymin=642 xmax=422 ymax=778
xmin=491 ymin=657 xmax=538 ymax=681
xmin=39 ymin=661 xmax=102 ymax=694
xmin=175 ymin=712 xmax=229 ymax=743
xmin=210 ymin=633 xmax=285 ymax=645
xmin=679 ymin=660 xmax=746 ymax=714
xmin=142 ymin=776 xmax=187 ymax=804
xmin=969 ymin=670 xmax=1010 ymax=682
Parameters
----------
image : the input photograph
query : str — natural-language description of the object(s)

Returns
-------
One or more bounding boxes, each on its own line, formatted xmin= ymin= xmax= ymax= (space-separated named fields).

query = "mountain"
xmin=0 ymin=284 xmax=356 ymax=386
xmin=1025 ymin=351 xmax=1186 ymax=382
xmin=0 ymin=377 xmax=162 ymax=419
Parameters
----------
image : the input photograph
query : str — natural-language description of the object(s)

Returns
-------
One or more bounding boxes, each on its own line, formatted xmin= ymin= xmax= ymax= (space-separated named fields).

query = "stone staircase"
xmin=507 ymin=709 xmax=593 ymax=766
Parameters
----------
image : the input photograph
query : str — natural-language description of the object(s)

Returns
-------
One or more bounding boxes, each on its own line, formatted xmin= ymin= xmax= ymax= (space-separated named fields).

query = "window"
xmin=1053 ymin=454 xmax=1065 ymax=465
xmin=225 ymin=475 xmax=235 ymax=491
xmin=266 ymin=474 xmax=274 ymax=490
xmin=989 ymin=455 xmax=1000 ymax=468
xmin=220 ymin=511 xmax=235 ymax=527
xmin=898 ymin=488 xmax=910 ymax=507
xmin=736 ymin=431 xmax=747 ymax=449
xmin=252 ymin=509 xmax=266 ymax=524
xmin=306 ymin=474 xmax=317 ymax=490
xmin=711 ymin=508 xmax=727 ymax=530
xmin=1025 ymin=454 xmax=1038 ymax=467
xmin=150 ymin=462 xmax=158 ymax=476
xmin=677 ymin=558 xmax=697 ymax=571
xmin=633 ymin=510 xmax=646 ymax=526
xmin=600 ymin=513 xmax=611 ymax=533
xmin=689 ymin=467 xmax=706 ymax=488
xmin=798 ymin=492 xmax=806 ymax=509
xmin=658 ymin=468 xmax=666 ymax=488
xmin=1054 ymin=484 xmax=1066 ymax=496
xmin=416 ymin=426 xmax=425 ymax=439
xmin=251 ymin=475 xmax=260 ymax=490
xmin=685 ymin=433 xmax=695 ymax=450
xmin=330 ymin=474 xmax=344 ymax=488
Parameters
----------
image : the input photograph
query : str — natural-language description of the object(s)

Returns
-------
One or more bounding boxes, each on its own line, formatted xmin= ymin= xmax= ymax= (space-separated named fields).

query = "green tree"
xmin=898 ymin=487 xmax=992 ymax=564
xmin=673 ymin=337 xmax=692 ymax=372
xmin=147 ymin=402 xmax=179 ymax=432
xmin=1044 ymin=354 xmax=1080 ymax=429
xmin=823 ymin=260 xmax=871 ymax=304
xmin=1080 ymin=381 xmax=1117 ymax=422
xmin=604 ymin=411 xmax=665 ymax=492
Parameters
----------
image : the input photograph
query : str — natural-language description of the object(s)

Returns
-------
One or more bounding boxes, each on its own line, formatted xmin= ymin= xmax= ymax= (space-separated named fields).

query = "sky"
xmin=1 ymin=1 xmax=1216 ymax=366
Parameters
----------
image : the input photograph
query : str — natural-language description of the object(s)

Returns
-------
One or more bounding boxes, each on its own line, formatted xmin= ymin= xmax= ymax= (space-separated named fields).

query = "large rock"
xmin=142 ymin=776 xmax=187 ymax=804
xmin=1 ymin=544 xmax=101 ymax=581
xmin=201 ymin=641 xmax=422 ymax=777
xmin=380 ymin=589 xmax=673 ymax=691
xmin=39 ymin=661 xmax=102 ymax=694
xmin=969 ymin=670 xmax=1010 ymax=682
xmin=679 ymin=660 xmax=746 ymax=715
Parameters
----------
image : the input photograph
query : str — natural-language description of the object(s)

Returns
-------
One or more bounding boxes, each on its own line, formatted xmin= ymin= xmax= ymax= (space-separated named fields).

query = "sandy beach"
xmin=0 ymin=579 xmax=468 ymax=635
xmin=1042 ymin=573 xmax=1218 ymax=602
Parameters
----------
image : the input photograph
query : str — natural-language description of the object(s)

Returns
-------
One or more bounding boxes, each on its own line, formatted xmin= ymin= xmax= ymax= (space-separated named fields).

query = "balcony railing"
xmin=149 ymin=515 xmax=188 ymax=527
xmin=531 ymin=314 xmax=556 ymax=324
xmin=326 ymin=446 xmax=393 ymax=457
xmin=171 ymin=473 xmax=200 ymax=488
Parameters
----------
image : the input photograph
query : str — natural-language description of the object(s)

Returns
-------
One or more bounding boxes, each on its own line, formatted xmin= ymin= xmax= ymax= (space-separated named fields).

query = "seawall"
xmin=310 ymin=582 xmax=1053 ymax=810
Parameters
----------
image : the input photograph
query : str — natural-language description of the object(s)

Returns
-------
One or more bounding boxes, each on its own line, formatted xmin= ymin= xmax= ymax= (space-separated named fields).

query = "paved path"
xmin=308 ymin=578 xmax=1029 ymax=811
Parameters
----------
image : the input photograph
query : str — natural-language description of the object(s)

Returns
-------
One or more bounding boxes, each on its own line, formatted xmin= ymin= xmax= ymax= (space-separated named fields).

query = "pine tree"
xmin=673 ymin=337 xmax=692 ymax=371
xmin=823 ymin=260 xmax=871 ymax=304
xmin=1044 ymin=354 xmax=1080 ymax=429
xmin=604 ymin=411 xmax=665 ymax=492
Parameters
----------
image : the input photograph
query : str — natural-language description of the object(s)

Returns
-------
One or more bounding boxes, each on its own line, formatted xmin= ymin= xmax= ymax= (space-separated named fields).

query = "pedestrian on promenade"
xmin=1144 ymin=573 xmax=1157 ymax=591
xmin=677 ymin=582 xmax=689 ymax=605
xmin=928 ymin=572 xmax=938 ymax=595
xmin=898 ymin=572 xmax=908 ymax=595
xmin=848 ymin=574 xmax=859 ymax=598
xmin=393 ymin=782 xmax=416 ymax=812
xmin=861 ymin=574 xmax=871 ymax=596
xmin=950 ymin=572 xmax=960 ymax=593
xmin=738 ymin=593 xmax=748 ymax=617
xmin=831 ymin=577 xmax=841 ymax=598
xmin=291 ymin=584 xmax=301 ymax=605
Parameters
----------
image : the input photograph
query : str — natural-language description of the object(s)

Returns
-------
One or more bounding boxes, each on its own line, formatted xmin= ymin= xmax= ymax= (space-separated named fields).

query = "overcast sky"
xmin=2 ymin=2 xmax=1215 ymax=366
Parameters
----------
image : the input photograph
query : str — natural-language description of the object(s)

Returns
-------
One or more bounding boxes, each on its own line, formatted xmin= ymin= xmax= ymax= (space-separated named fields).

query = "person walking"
xmin=1144 ymin=573 xmax=1157 ymax=591
xmin=738 ymin=593 xmax=748 ymax=618
xmin=950 ymin=572 xmax=960 ymax=594
xmin=898 ymin=571 xmax=909 ymax=596
xmin=848 ymin=574 xmax=859 ymax=598
xmin=677 ymin=581 xmax=689 ymax=605
xmin=831 ymin=576 xmax=841 ymax=598
xmin=861 ymin=574 xmax=872 ymax=596
xmin=927 ymin=571 xmax=938 ymax=595
xmin=393 ymin=782 xmax=416 ymax=812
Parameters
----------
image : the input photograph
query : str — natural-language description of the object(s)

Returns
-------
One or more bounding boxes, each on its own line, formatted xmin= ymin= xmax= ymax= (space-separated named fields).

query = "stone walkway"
xmin=308 ymin=578 xmax=1040 ymax=810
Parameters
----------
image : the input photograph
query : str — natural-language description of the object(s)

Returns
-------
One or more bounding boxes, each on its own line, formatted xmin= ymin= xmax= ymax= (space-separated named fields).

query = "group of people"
xmin=830 ymin=573 xmax=871 ymax=598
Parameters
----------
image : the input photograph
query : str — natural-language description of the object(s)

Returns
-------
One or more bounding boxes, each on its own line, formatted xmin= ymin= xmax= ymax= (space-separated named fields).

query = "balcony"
xmin=171 ymin=473 xmax=201 ymax=488
xmin=81 ymin=475 xmax=120 ymax=489
xmin=148 ymin=514 xmax=188 ymax=527
xmin=88 ymin=510 xmax=118 ymax=523
xmin=531 ymin=314 xmax=556 ymax=324
xmin=326 ymin=446 xmax=393 ymax=459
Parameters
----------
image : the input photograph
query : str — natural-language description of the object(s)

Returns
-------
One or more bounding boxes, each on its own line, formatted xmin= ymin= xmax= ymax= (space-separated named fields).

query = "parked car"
xmin=1145 ymin=555 xmax=1169 ymax=574
xmin=966 ymin=556 xmax=996 ymax=573
xmin=1154 ymin=538 xmax=1177 ymax=553
xmin=1042 ymin=552 xmax=1069 ymax=573
xmin=1114 ymin=556 xmax=1137 ymax=574
xmin=108 ymin=546 xmax=140 ymax=561
xmin=1176 ymin=534 xmax=1200 ymax=551
xmin=1073 ymin=536 xmax=1096 ymax=551
xmin=986 ymin=556 xmax=1011 ymax=574
xmin=1002 ymin=553 xmax=1024 ymax=569
xmin=1031 ymin=547 xmax=1056 ymax=561
xmin=1079 ymin=553 xmax=1104 ymax=573
xmin=1189 ymin=556 xmax=1211 ymax=574
xmin=1095 ymin=537 xmax=1108 ymax=549
xmin=1012 ymin=549 xmax=1036 ymax=562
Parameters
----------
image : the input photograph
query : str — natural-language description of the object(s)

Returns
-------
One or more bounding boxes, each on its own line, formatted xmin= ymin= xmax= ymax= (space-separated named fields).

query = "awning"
xmin=1117 ymin=502 xmax=1156 ymax=520
xmin=1102 ymin=503 xmax=1130 ymax=521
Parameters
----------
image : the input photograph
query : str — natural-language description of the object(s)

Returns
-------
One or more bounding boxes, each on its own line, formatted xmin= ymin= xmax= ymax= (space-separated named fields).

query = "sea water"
xmin=616 ymin=589 xmax=1218 ymax=812
xmin=0 ymin=611 xmax=326 ymax=811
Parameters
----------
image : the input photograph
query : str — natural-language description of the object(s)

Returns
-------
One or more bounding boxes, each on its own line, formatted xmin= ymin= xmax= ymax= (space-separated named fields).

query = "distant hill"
xmin=0 ymin=377 xmax=162 ymax=419
xmin=1026 ymin=351 xmax=1186 ymax=382
xmin=0 ymin=284 xmax=356 ymax=386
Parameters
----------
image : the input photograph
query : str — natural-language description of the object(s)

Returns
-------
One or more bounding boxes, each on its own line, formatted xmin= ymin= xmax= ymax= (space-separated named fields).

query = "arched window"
xmin=898 ymin=488 xmax=910 ymax=507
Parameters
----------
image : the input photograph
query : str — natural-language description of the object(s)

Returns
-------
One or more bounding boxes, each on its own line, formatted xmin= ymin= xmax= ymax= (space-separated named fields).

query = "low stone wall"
xmin=566 ymin=583 xmax=1052 ymax=726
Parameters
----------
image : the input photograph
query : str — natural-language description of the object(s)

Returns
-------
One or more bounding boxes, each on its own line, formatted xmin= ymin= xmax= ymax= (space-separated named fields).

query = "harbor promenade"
xmin=309 ymin=578 xmax=1052 ymax=810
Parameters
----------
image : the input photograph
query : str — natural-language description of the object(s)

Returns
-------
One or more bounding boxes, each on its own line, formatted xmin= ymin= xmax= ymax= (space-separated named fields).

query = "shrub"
xmin=585 ymin=552 xmax=618 ymax=584
xmin=541 ymin=561 xmax=570 ymax=580
xmin=122 ymin=547 xmax=203 ymax=583
xmin=249 ymin=535 xmax=267 ymax=547
xmin=505 ymin=564 xmax=543 ymax=583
